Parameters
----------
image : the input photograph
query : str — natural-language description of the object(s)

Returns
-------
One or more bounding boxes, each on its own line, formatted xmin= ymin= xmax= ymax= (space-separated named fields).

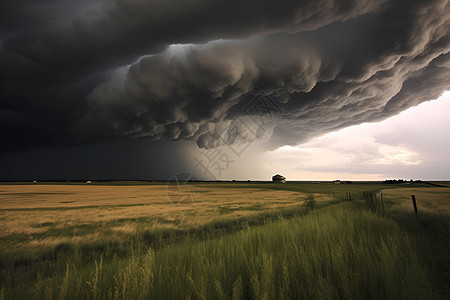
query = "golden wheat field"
xmin=0 ymin=184 xmax=329 ymax=257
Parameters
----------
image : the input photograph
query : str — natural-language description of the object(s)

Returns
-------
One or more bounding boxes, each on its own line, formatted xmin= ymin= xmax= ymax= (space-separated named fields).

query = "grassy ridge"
xmin=1 ymin=202 xmax=438 ymax=299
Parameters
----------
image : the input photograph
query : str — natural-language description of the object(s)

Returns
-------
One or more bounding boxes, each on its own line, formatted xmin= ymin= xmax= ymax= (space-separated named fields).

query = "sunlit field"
xmin=382 ymin=187 xmax=450 ymax=215
xmin=0 ymin=184 xmax=328 ymax=262
xmin=0 ymin=182 xmax=449 ymax=299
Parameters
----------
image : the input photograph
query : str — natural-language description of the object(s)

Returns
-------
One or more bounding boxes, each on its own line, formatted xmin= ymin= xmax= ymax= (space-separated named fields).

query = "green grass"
xmin=0 ymin=202 xmax=335 ymax=273
xmin=150 ymin=203 xmax=435 ymax=299
xmin=1 ymin=201 xmax=443 ymax=299
xmin=0 ymin=182 xmax=448 ymax=299
xmin=387 ymin=209 xmax=450 ymax=297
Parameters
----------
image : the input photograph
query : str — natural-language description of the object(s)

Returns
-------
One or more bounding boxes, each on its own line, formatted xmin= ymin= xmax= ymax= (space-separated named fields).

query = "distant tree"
xmin=383 ymin=179 xmax=408 ymax=184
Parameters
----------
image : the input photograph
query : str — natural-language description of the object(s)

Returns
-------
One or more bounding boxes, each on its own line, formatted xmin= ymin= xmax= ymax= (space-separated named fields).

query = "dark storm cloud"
xmin=1 ymin=0 xmax=385 ymax=77
xmin=0 ymin=0 xmax=449 ymax=151
xmin=78 ymin=40 xmax=326 ymax=147
xmin=81 ymin=0 xmax=450 ymax=148
xmin=0 ymin=138 xmax=197 ymax=181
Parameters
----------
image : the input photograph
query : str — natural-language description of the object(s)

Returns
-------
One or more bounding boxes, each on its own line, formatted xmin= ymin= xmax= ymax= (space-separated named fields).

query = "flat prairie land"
xmin=381 ymin=187 xmax=450 ymax=214
xmin=0 ymin=182 xmax=449 ymax=299
xmin=0 ymin=184 xmax=326 ymax=209
xmin=0 ymin=184 xmax=326 ymax=261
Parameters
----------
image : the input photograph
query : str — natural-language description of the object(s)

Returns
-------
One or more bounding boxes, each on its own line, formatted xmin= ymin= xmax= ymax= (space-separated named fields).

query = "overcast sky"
xmin=1 ymin=0 xmax=449 ymax=181
xmin=258 ymin=91 xmax=450 ymax=181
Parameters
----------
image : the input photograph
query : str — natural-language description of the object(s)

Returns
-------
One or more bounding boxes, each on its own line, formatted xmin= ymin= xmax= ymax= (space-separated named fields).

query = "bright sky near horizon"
xmin=259 ymin=91 xmax=450 ymax=181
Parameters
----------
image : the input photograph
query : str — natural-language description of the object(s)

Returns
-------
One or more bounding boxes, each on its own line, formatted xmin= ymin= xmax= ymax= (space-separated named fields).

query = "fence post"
xmin=374 ymin=193 xmax=378 ymax=214
xmin=411 ymin=195 xmax=419 ymax=227
xmin=381 ymin=193 xmax=385 ymax=217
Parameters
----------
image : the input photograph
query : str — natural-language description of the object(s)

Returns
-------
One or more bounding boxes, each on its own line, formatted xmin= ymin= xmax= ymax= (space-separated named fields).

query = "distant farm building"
xmin=333 ymin=180 xmax=352 ymax=184
xmin=272 ymin=174 xmax=286 ymax=183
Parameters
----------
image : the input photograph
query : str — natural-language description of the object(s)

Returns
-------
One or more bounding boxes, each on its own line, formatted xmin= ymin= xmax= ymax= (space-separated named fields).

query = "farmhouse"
xmin=333 ymin=180 xmax=352 ymax=184
xmin=272 ymin=174 xmax=286 ymax=183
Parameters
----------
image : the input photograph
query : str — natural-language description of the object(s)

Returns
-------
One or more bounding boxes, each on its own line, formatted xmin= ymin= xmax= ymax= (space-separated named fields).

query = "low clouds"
xmin=0 ymin=0 xmax=449 ymax=152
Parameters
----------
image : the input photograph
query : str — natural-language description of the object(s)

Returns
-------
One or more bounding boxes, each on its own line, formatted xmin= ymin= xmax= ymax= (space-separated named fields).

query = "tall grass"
xmin=151 ymin=203 xmax=433 ymax=299
xmin=329 ymin=192 xmax=353 ymax=202
xmin=363 ymin=191 xmax=387 ymax=216
xmin=2 ymin=202 xmax=437 ymax=299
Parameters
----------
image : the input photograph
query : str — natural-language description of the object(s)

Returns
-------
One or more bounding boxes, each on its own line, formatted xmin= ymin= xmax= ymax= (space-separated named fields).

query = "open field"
xmin=0 ymin=182 xmax=449 ymax=299
xmin=381 ymin=187 xmax=450 ymax=215
xmin=0 ymin=184 xmax=328 ymax=262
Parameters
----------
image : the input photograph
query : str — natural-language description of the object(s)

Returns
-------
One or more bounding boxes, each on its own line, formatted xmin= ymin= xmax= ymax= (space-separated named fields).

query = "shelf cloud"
xmin=1 ymin=0 xmax=449 ymax=151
